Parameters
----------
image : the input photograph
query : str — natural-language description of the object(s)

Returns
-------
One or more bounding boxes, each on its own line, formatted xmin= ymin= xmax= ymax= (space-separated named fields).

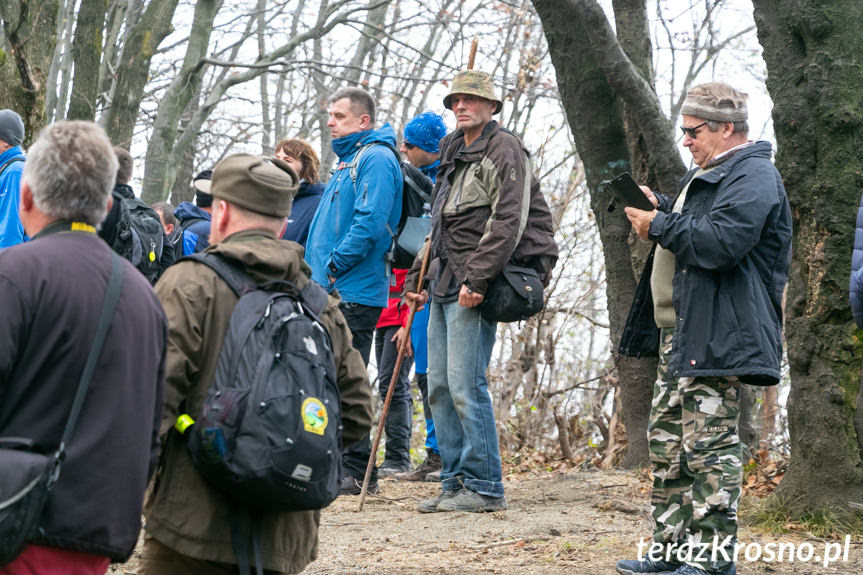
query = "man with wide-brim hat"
xmin=404 ymin=70 xmax=558 ymax=513
xmin=141 ymin=154 xmax=373 ymax=575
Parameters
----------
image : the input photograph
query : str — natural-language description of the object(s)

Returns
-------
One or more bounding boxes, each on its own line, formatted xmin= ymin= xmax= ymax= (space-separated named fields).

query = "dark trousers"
xmin=373 ymin=324 xmax=414 ymax=469
xmin=338 ymin=302 xmax=383 ymax=480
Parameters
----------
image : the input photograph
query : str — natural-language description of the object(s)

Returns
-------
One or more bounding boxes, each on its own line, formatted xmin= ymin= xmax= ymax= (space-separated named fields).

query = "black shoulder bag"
xmin=0 ymin=253 xmax=125 ymax=566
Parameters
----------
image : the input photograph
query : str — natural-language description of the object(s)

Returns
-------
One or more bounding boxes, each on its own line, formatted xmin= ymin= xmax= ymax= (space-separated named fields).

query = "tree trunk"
xmin=66 ymin=0 xmax=108 ymax=120
xmin=753 ymin=0 xmax=863 ymax=514
xmin=140 ymin=0 xmax=219 ymax=204
xmin=101 ymin=0 xmax=179 ymax=147
xmin=532 ymin=0 xmax=686 ymax=468
xmin=0 ymin=0 xmax=59 ymax=146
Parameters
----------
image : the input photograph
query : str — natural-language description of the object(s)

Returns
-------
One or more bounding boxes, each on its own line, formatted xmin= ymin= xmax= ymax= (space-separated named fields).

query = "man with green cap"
xmin=140 ymin=154 xmax=373 ymax=574
xmin=404 ymin=70 xmax=557 ymax=513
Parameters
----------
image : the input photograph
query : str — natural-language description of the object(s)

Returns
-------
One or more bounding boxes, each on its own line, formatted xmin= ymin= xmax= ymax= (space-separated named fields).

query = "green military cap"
xmin=210 ymin=154 xmax=299 ymax=217
xmin=443 ymin=69 xmax=503 ymax=115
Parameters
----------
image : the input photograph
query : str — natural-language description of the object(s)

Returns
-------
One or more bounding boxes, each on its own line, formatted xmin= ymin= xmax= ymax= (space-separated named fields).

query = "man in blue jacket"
xmin=616 ymin=83 xmax=792 ymax=575
xmin=0 ymin=109 xmax=27 ymax=248
xmin=305 ymin=87 xmax=402 ymax=495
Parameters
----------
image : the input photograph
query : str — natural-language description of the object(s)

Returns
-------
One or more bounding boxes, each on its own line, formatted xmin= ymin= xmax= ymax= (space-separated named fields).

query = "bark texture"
xmin=66 ymin=0 xmax=108 ymax=120
xmin=753 ymin=0 xmax=863 ymax=513
xmin=101 ymin=0 xmax=179 ymax=147
xmin=531 ymin=0 xmax=682 ymax=468
xmin=0 ymin=0 xmax=58 ymax=146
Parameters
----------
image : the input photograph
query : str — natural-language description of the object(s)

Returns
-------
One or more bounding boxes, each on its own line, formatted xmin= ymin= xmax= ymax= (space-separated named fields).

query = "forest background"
xmin=2 ymin=0 xmax=861 ymax=527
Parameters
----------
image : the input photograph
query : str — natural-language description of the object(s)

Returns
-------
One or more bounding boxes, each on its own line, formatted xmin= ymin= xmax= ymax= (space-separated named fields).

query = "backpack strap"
xmin=404 ymin=169 xmax=431 ymax=204
xmin=183 ymin=252 xmax=329 ymax=317
xmin=0 ymin=156 xmax=24 ymax=177
xmin=181 ymin=252 xmax=256 ymax=297
xmin=347 ymin=141 xmax=400 ymax=184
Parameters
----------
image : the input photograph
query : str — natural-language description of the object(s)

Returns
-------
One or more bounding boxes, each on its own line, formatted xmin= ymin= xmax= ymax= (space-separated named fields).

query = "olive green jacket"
xmin=144 ymin=230 xmax=372 ymax=573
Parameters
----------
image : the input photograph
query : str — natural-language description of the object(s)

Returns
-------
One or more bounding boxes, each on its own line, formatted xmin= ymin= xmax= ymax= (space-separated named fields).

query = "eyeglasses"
xmin=403 ymin=142 xmax=416 ymax=150
xmin=680 ymin=121 xmax=709 ymax=139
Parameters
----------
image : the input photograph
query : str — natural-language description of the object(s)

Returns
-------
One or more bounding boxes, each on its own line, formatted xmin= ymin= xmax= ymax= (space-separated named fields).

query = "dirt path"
xmin=112 ymin=468 xmax=861 ymax=574
xmin=304 ymin=470 xmax=863 ymax=575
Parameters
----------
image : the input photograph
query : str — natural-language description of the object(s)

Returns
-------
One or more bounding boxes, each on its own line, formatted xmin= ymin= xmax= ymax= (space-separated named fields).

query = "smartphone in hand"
xmin=603 ymin=172 xmax=655 ymax=211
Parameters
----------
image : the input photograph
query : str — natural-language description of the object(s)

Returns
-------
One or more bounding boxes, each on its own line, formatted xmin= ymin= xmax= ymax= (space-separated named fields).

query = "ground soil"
xmin=112 ymin=468 xmax=862 ymax=574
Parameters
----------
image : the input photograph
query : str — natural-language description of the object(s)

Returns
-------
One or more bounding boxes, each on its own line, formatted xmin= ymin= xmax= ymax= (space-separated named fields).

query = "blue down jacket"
xmin=619 ymin=141 xmax=792 ymax=385
xmin=305 ymin=124 xmax=402 ymax=307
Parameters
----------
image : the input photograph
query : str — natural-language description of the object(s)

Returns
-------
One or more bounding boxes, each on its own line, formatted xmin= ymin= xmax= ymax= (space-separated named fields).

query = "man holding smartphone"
xmin=615 ymin=83 xmax=792 ymax=575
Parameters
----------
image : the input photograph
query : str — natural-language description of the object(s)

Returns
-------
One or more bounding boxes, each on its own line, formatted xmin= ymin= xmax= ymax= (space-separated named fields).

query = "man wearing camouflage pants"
xmin=614 ymin=82 xmax=792 ymax=575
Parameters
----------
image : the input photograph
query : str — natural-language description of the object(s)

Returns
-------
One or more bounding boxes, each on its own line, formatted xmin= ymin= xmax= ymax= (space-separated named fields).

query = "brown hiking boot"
xmin=393 ymin=449 xmax=442 ymax=481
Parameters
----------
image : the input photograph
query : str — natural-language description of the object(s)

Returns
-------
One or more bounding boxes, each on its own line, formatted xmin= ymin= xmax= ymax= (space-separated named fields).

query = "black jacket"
xmin=619 ymin=141 xmax=792 ymax=385
xmin=0 ymin=225 xmax=167 ymax=560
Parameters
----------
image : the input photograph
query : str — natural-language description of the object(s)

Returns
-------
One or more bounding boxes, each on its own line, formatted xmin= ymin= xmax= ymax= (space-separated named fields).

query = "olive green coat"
xmin=144 ymin=230 xmax=373 ymax=573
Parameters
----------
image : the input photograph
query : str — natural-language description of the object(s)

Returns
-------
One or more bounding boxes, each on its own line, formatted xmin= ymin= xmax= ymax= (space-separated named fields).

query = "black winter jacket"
xmin=619 ymin=141 xmax=792 ymax=385
xmin=0 ymin=225 xmax=166 ymax=560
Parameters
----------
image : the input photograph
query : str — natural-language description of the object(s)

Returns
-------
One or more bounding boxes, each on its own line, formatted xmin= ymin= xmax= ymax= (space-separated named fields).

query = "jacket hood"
xmin=113 ymin=183 xmax=135 ymax=200
xmin=206 ymin=230 xmax=312 ymax=287
xmin=332 ymin=123 xmax=397 ymax=160
xmin=296 ymin=180 xmax=325 ymax=199
xmin=175 ymin=201 xmax=212 ymax=222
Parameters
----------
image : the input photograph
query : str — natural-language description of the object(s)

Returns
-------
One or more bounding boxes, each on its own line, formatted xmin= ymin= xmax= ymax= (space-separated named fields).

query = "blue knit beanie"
xmin=403 ymin=112 xmax=447 ymax=154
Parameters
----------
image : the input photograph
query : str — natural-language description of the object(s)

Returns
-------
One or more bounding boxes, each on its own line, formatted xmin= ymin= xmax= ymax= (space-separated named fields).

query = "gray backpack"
xmin=181 ymin=253 xmax=341 ymax=574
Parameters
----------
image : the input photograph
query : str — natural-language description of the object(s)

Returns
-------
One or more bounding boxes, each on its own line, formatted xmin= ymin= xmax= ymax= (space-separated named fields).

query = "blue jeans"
xmin=427 ymin=300 xmax=503 ymax=497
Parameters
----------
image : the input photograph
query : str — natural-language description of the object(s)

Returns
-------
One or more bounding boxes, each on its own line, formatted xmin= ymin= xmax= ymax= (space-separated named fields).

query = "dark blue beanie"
xmin=403 ymin=112 xmax=447 ymax=154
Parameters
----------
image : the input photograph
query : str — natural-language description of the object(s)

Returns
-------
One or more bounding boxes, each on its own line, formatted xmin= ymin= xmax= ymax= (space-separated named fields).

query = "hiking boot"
xmin=669 ymin=564 xmax=736 ymax=575
xmin=339 ymin=474 xmax=378 ymax=496
xmin=615 ymin=556 xmax=679 ymax=575
xmin=435 ymin=488 xmax=507 ymax=512
xmin=417 ymin=489 xmax=457 ymax=513
xmin=424 ymin=469 xmax=441 ymax=482
xmin=378 ymin=464 xmax=411 ymax=478
xmin=393 ymin=450 xmax=442 ymax=482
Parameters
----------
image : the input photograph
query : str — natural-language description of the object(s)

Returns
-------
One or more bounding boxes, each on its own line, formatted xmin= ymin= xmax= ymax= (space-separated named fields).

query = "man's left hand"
xmin=459 ymin=284 xmax=484 ymax=308
xmin=624 ymin=207 xmax=657 ymax=240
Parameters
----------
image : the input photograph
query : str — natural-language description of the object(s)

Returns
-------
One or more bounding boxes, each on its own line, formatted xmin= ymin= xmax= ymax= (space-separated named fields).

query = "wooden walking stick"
xmin=357 ymin=244 xmax=431 ymax=511
xmin=468 ymin=35 xmax=478 ymax=69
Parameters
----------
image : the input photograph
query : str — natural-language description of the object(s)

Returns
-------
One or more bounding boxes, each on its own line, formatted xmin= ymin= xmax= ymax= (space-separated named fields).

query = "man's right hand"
xmin=404 ymin=290 xmax=428 ymax=310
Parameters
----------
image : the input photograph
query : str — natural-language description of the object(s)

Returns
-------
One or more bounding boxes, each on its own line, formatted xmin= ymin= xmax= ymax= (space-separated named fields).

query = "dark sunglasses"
xmin=403 ymin=142 xmax=416 ymax=150
xmin=680 ymin=121 xmax=709 ymax=139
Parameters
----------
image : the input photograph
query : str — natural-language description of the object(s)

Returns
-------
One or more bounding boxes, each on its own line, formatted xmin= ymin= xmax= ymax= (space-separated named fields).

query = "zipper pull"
xmin=255 ymin=301 xmax=273 ymax=329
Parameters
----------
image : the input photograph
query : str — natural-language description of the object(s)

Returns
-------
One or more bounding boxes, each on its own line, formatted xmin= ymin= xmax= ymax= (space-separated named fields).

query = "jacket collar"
xmin=685 ymin=140 xmax=773 ymax=185
xmin=331 ymin=123 xmax=398 ymax=161
xmin=447 ymin=121 xmax=500 ymax=161
xmin=0 ymin=145 xmax=24 ymax=164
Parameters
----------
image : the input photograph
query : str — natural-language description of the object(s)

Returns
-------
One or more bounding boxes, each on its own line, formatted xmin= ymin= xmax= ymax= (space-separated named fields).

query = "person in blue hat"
xmin=388 ymin=111 xmax=447 ymax=482
xmin=0 ymin=109 xmax=27 ymax=248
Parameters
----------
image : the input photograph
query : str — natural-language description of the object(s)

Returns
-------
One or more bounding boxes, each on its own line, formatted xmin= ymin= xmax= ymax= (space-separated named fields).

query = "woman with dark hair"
xmin=275 ymin=138 xmax=324 ymax=248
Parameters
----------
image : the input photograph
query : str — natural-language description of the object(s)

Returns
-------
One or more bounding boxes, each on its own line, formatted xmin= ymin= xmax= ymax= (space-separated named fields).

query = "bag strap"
xmin=228 ymin=503 xmax=265 ymax=575
xmin=182 ymin=251 xmax=328 ymax=317
xmin=0 ymin=156 xmax=24 ymax=178
xmin=182 ymin=252 xmax=255 ymax=297
xmin=404 ymin=169 xmax=431 ymax=204
xmin=49 ymin=253 xmax=125 ymax=487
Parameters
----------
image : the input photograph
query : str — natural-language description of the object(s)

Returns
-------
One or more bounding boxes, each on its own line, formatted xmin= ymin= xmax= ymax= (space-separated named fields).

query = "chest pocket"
xmin=444 ymin=158 xmax=495 ymax=214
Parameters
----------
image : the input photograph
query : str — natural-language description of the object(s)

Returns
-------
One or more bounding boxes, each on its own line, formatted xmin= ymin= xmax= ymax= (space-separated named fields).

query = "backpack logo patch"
xmin=302 ymin=397 xmax=328 ymax=435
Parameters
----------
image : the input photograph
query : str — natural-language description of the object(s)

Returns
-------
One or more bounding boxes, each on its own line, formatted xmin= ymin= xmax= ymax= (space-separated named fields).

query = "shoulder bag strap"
xmin=49 ymin=252 xmax=125 ymax=487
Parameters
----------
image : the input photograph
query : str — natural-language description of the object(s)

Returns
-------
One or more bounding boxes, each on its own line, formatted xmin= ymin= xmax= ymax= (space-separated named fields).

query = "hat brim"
xmin=443 ymin=92 xmax=503 ymax=115
xmin=193 ymin=179 xmax=212 ymax=193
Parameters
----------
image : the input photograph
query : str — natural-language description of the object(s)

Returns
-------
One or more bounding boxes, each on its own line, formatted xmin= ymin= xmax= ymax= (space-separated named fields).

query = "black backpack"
xmin=348 ymin=143 xmax=433 ymax=269
xmin=112 ymin=197 xmax=165 ymax=284
xmin=182 ymin=252 xmax=342 ymax=509
xmin=181 ymin=253 xmax=342 ymax=575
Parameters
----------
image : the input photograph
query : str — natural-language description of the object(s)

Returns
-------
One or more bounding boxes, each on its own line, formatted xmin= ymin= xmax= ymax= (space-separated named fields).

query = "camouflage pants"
xmin=648 ymin=328 xmax=742 ymax=571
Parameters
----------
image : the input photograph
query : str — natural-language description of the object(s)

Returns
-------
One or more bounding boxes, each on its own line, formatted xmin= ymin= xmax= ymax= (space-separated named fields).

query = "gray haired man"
xmin=616 ymin=83 xmax=792 ymax=575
